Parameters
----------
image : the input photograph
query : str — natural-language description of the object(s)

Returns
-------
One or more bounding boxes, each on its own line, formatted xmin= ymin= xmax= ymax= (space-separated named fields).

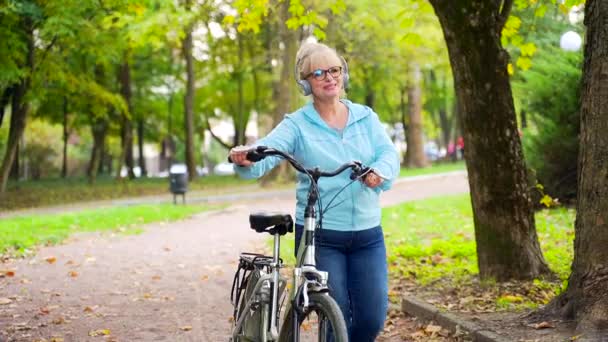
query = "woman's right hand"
xmin=229 ymin=145 xmax=254 ymax=167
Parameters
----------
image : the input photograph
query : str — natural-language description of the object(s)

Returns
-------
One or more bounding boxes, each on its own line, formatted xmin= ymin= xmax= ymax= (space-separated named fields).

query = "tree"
xmin=182 ymin=0 xmax=197 ymax=180
xmin=427 ymin=0 xmax=551 ymax=280
xmin=543 ymin=0 xmax=608 ymax=335
xmin=0 ymin=9 xmax=35 ymax=193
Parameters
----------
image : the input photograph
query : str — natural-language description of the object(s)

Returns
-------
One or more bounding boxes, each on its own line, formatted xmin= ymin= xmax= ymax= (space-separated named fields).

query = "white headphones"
xmin=294 ymin=54 xmax=350 ymax=96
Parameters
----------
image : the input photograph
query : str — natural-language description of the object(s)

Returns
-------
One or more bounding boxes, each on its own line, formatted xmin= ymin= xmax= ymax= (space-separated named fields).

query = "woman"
xmin=229 ymin=41 xmax=399 ymax=341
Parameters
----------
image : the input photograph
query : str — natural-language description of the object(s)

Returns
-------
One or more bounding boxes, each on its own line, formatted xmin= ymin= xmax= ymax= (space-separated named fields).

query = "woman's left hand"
xmin=364 ymin=171 xmax=384 ymax=188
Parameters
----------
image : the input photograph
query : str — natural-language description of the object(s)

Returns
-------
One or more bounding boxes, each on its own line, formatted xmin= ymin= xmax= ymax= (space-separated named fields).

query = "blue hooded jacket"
xmin=235 ymin=99 xmax=400 ymax=231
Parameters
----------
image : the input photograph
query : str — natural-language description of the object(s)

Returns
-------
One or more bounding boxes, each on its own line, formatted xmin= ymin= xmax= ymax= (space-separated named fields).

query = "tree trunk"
xmin=406 ymin=63 xmax=428 ymax=168
xmin=428 ymin=0 xmax=551 ymax=281
xmin=236 ymin=32 xmax=247 ymax=146
xmin=399 ymin=85 xmax=408 ymax=165
xmin=0 ymin=19 xmax=33 ymax=193
xmin=9 ymin=143 xmax=19 ymax=181
xmin=261 ymin=1 xmax=296 ymax=185
xmin=545 ymin=0 xmax=608 ymax=335
xmin=118 ymin=59 xmax=135 ymax=180
xmin=87 ymin=117 xmax=108 ymax=184
xmin=61 ymin=97 xmax=69 ymax=178
xmin=137 ymin=118 xmax=147 ymax=177
xmin=0 ymin=85 xmax=14 ymax=128
xmin=183 ymin=0 xmax=196 ymax=181
xmin=438 ymin=108 xmax=451 ymax=151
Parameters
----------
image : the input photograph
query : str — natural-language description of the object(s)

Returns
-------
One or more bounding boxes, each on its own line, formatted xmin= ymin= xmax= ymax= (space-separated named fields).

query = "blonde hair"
xmin=295 ymin=42 xmax=342 ymax=80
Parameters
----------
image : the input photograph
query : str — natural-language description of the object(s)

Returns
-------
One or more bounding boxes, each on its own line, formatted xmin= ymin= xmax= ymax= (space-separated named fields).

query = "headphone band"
xmin=294 ymin=52 xmax=349 ymax=96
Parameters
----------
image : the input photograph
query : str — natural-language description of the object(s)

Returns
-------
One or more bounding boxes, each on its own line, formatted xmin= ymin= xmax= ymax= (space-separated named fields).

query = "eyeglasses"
xmin=306 ymin=66 xmax=342 ymax=81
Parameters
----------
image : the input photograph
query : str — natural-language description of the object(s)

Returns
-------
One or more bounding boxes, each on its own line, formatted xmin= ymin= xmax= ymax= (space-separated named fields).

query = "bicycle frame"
xmin=230 ymin=146 xmax=367 ymax=342
xmin=231 ymin=233 xmax=287 ymax=341
xmin=231 ymin=203 xmax=326 ymax=341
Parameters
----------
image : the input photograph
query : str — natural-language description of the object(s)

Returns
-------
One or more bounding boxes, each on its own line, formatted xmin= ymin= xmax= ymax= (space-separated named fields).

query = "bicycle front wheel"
xmin=278 ymin=292 xmax=348 ymax=342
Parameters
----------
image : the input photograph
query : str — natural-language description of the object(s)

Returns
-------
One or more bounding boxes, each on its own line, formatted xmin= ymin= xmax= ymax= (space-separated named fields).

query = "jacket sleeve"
xmin=234 ymin=116 xmax=298 ymax=179
xmin=367 ymin=110 xmax=400 ymax=192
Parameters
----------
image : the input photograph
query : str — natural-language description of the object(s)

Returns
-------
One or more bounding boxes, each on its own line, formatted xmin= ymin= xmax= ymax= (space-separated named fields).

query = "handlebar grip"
xmin=227 ymin=149 xmax=267 ymax=163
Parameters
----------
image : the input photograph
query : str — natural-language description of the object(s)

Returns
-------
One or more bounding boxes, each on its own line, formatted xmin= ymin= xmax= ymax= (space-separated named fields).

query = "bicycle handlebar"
xmin=228 ymin=145 xmax=370 ymax=180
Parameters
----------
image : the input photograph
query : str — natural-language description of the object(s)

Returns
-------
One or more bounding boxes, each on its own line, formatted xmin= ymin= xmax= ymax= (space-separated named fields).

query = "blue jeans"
xmin=295 ymin=225 xmax=388 ymax=342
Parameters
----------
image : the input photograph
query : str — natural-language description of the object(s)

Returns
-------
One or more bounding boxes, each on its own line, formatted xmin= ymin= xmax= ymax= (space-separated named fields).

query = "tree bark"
xmin=428 ymin=0 xmax=551 ymax=280
xmin=399 ymin=85 xmax=408 ymax=165
xmin=406 ymin=63 xmax=428 ymax=168
xmin=0 ymin=85 xmax=15 ymax=128
xmin=183 ymin=0 xmax=196 ymax=181
xmin=261 ymin=1 xmax=296 ymax=185
xmin=545 ymin=0 xmax=608 ymax=335
xmin=137 ymin=118 xmax=147 ymax=177
xmin=61 ymin=97 xmax=69 ymax=178
xmin=0 ymin=19 xmax=33 ymax=193
xmin=118 ymin=59 xmax=135 ymax=180
xmin=87 ymin=117 xmax=107 ymax=184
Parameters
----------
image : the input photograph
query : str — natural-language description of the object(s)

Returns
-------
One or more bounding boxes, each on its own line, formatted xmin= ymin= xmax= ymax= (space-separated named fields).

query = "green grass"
xmin=382 ymin=193 xmax=575 ymax=310
xmin=1 ymin=161 xmax=465 ymax=212
xmin=273 ymin=193 xmax=575 ymax=311
xmin=399 ymin=160 xmax=466 ymax=178
xmin=0 ymin=174 xmax=257 ymax=211
xmin=0 ymin=203 xmax=213 ymax=256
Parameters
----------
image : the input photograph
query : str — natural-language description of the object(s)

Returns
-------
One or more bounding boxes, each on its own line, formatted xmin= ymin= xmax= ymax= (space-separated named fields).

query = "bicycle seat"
xmin=249 ymin=212 xmax=293 ymax=235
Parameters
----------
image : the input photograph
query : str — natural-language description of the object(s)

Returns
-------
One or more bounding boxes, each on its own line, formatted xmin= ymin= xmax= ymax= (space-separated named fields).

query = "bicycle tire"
xmin=278 ymin=292 xmax=348 ymax=342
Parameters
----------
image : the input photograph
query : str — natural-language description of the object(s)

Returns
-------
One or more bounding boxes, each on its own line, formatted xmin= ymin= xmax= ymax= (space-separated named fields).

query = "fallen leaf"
xmin=410 ymin=330 xmax=427 ymax=338
xmin=84 ymin=305 xmax=98 ymax=313
xmin=1 ymin=269 xmax=16 ymax=277
xmin=46 ymin=256 xmax=57 ymax=264
xmin=40 ymin=307 xmax=51 ymax=315
xmin=201 ymin=275 xmax=209 ymax=281
xmin=89 ymin=329 xmax=111 ymax=336
xmin=142 ymin=293 xmax=153 ymax=299
xmin=152 ymin=275 xmax=161 ymax=281
xmin=163 ymin=247 xmax=171 ymax=251
xmin=180 ymin=325 xmax=192 ymax=331
xmin=425 ymin=324 xmax=442 ymax=333
xmin=68 ymin=271 xmax=79 ymax=277
xmin=52 ymin=317 xmax=66 ymax=325
xmin=532 ymin=321 xmax=555 ymax=329
xmin=0 ymin=297 xmax=12 ymax=305
xmin=50 ymin=338 xmax=64 ymax=342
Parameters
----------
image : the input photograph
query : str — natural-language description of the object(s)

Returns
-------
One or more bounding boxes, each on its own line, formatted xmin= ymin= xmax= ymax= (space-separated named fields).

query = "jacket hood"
xmin=299 ymin=99 xmax=371 ymax=130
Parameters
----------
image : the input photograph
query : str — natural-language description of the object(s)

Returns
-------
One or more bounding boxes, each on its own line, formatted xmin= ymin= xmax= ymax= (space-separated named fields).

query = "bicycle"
xmin=229 ymin=145 xmax=375 ymax=342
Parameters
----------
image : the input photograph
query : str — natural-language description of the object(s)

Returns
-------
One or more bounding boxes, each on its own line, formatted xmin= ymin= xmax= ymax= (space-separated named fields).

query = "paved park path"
xmin=0 ymin=172 xmax=468 ymax=342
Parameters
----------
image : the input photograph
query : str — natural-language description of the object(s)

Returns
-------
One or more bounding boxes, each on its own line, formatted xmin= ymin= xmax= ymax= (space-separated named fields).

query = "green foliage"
xmin=504 ymin=0 xmax=584 ymax=74
xmin=0 ymin=203 xmax=212 ymax=256
xmin=514 ymin=47 xmax=582 ymax=202
xmin=23 ymin=120 xmax=62 ymax=179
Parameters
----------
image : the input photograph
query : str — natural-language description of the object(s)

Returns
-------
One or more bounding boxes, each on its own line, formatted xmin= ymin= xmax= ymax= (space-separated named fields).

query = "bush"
xmin=514 ymin=47 xmax=582 ymax=204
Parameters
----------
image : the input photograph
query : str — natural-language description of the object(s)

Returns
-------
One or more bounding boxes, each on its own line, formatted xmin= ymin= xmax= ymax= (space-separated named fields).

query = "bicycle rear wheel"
xmin=278 ymin=292 xmax=348 ymax=342
xmin=234 ymin=269 xmax=266 ymax=342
